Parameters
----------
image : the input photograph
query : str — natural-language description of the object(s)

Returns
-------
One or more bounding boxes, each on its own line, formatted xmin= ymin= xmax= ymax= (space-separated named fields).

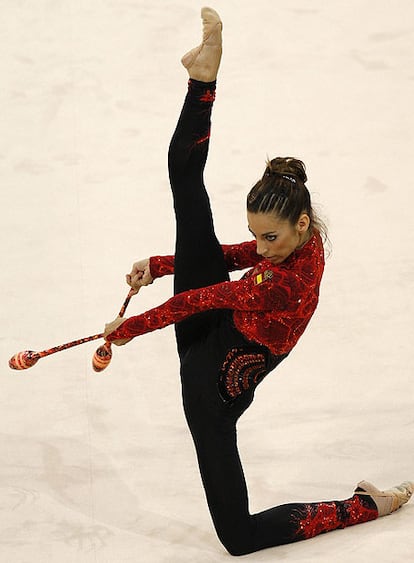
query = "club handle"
xmin=38 ymin=333 xmax=104 ymax=358
xmin=118 ymin=287 xmax=139 ymax=318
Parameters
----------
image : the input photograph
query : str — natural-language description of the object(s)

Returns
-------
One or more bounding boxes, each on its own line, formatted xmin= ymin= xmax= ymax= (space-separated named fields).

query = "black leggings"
xmin=168 ymin=80 xmax=378 ymax=556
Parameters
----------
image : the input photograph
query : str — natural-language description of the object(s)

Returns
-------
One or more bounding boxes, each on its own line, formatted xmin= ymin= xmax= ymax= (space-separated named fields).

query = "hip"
xmin=179 ymin=311 xmax=288 ymax=408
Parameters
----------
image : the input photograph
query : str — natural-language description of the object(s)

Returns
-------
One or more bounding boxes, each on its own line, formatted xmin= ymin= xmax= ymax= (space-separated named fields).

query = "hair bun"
xmin=265 ymin=157 xmax=307 ymax=184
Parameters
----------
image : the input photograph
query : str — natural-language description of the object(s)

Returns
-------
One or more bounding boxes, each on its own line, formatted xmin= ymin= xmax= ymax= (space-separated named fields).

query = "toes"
xmin=201 ymin=7 xmax=222 ymax=45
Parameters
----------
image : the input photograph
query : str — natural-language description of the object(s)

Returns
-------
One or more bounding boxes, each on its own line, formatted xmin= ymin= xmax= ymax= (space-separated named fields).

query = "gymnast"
xmin=104 ymin=7 xmax=413 ymax=555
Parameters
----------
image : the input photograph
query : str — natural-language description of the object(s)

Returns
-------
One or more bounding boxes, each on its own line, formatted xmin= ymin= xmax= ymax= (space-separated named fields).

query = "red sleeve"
xmin=106 ymin=265 xmax=306 ymax=342
xmin=149 ymin=241 xmax=259 ymax=279
xmin=149 ymin=255 xmax=175 ymax=279
xmin=221 ymin=241 xmax=261 ymax=270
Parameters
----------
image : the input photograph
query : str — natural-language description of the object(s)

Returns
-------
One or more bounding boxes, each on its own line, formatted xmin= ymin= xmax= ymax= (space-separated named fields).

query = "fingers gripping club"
xmin=92 ymin=288 xmax=136 ymax=372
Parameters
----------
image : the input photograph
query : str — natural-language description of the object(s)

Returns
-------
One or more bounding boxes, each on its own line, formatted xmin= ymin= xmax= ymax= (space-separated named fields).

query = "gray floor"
xmin=1 ymin=1 xmax=413 ymax=561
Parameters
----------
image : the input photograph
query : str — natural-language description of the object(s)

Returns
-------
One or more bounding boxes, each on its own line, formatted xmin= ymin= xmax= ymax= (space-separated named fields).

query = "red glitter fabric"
xmin=218 ymin=347 xmax=267 ymax=400
xmin=107 ymin=232 xmax=325 ymax=355
xmin=199 ymin=90 xmax=216 ymax=103
xmin=293 ymin=495 xmax=378 ymax=540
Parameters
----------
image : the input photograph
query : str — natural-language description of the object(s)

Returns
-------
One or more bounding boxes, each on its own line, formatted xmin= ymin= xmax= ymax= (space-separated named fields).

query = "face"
xmin=247 ymin=211 xmax=310 ymax=265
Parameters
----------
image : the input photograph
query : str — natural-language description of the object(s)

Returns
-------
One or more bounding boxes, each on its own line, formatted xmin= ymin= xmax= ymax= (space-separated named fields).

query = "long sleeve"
xmin=149 ymin=240 xmax=260 ymax=279
xmin=149 ymin=255 xmax=175 ymax=278
xmin=221 ymin=241 xmax=261 ymax=271
xmin=108 ymin=267 xmax=296 ymax=340
xmin=107 ymin=233 xmax=325 ymax=355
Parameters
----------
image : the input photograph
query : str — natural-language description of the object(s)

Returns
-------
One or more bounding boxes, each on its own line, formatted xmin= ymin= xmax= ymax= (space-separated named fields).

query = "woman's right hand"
xmin=126 ymin=258 xmax=153 ymax=294
xmin=104 ymin=316 xmax=131 ymax=346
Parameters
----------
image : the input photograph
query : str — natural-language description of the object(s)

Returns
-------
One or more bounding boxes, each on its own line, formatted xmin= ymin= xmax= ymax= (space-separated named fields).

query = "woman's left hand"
xmin=104 ymin=316 xmax=131 ymax=346
xmin=126 ymin=259 xmax=153 ymax=294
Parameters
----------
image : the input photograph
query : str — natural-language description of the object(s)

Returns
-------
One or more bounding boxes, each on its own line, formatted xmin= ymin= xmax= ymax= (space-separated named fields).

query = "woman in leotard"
xmin=104 ymin=8 xmax=413 ymax=556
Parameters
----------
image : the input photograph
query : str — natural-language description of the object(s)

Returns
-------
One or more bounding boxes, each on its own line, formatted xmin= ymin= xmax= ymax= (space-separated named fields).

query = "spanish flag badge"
xmin=254 ymin=270 xmax=273 ymax=285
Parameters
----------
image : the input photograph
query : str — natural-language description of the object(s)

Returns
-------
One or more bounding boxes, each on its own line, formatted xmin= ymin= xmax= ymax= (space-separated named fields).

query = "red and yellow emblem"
xmin=254 ymin=270 xmax=273 ymax=285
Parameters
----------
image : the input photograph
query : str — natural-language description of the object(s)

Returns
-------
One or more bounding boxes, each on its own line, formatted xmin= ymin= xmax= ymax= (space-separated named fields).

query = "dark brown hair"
xmin=247 ymin=157 xmax=327 ymax=241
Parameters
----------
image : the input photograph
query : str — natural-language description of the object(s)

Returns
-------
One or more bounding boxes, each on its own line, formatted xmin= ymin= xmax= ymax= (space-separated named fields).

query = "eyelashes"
xmin=248 ymin=228 xmax=278 ymax=242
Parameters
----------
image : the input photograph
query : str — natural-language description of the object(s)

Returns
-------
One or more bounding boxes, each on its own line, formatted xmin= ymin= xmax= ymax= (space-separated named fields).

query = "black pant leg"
xmin=180 ymin=331 xmax=378 ymax=556
xmin=168 ymin=80 xmax=229 ymax=354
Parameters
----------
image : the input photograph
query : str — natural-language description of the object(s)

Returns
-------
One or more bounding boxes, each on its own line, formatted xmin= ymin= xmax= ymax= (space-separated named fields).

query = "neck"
xmin=296 ymin=229 xmax=312 ymax=249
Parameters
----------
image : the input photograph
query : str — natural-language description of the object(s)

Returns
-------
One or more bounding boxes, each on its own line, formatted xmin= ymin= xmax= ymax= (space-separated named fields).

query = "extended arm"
xmin=105 ymin=265 xmax=307 ymax=344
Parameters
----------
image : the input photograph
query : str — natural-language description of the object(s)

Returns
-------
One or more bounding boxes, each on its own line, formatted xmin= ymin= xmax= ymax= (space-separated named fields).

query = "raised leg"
xmin=169 ymin=9 xmax=227 ymax=355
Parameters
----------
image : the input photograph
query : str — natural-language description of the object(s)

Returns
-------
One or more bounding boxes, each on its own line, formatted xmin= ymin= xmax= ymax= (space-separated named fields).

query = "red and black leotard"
xmin=106 ymin=230 xmax=325 ymax=356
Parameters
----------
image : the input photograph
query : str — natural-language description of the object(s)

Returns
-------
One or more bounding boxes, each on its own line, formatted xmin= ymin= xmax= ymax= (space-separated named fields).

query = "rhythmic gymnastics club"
xmin=9 ymin=288 xmax=136 ymax=371
xmin=92 ymin=288 xmax=137 ymax=372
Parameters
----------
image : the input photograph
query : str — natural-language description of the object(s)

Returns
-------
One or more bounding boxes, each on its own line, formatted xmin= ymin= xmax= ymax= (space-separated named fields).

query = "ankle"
xmin=189 ymin=78 xmax=217 ymax=89
xmin=187 ymin=79 xmax=217 ymax=104
xmin=355 ymin=480 xmax=414 ymax=517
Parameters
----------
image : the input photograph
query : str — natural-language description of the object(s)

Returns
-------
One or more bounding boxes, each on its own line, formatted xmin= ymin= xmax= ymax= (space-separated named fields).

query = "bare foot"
xmin=181 ymin=7 xmax=222 ymax=82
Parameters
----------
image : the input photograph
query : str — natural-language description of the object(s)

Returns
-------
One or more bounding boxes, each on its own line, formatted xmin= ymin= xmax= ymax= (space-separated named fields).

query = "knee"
xmin=214 ymin=523 xmax=255 ymax=557
xmin=220 ymin=536 xmax=253 ymax=557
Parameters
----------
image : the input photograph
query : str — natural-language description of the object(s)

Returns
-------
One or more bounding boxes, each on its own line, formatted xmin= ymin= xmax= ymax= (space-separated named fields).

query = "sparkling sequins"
xmin=199 ymin=90 xmax=216 ymax=103
xmin=109 ymin=233 xmax=325 ymax=356
xmin=293 ymin=495 xmax=378 ymax=540
xmin=218 ymin=347 xmax=267 ymax=402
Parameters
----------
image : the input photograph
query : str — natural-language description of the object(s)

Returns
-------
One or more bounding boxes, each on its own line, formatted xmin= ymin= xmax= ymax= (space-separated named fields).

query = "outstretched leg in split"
xmin=168 ymin=8 xmax=225 ymax=355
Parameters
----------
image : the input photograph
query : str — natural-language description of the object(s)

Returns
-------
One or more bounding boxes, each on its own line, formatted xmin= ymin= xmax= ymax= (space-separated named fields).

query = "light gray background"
xmin=1 ymin=1 xmax=413 ymax=561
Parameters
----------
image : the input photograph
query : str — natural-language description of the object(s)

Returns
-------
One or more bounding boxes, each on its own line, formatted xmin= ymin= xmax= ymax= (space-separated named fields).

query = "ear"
xmin=296 ymin=213 xmax=310 ymax=233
